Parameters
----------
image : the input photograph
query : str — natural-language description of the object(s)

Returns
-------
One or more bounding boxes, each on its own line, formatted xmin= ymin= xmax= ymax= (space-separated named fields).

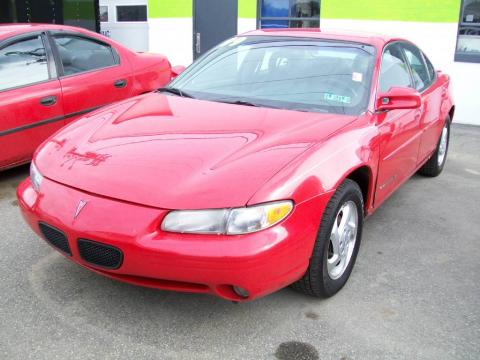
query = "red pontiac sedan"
xmin=17 ymin=29 xmax=454 ymax=302
xmin=0 ymin=24 xmax=172 ymax=171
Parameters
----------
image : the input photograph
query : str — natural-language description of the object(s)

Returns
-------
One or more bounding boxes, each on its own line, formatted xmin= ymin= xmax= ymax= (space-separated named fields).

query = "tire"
xmin=418 ymin=117 xmax=451 ymax=177
xmin=291 ymin=179 xmax=364 ymax=298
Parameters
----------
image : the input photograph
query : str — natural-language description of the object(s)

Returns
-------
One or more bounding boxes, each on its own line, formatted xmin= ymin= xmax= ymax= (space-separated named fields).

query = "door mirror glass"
xmin=376 ymin=87 xmax=422 ymax=111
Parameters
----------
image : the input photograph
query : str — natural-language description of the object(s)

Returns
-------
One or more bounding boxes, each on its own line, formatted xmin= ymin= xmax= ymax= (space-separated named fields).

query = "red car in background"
xmin=18 ymin=29 xmax=454 ymax=302
xmin=0 ymin=24 xmax=172 ymax=170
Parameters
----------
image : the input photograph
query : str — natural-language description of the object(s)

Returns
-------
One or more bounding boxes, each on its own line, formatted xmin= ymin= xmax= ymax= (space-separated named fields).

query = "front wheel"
xmin=418 ymin=117 xmax=450 ymax=177
xmin=291 ymin=179 xmax=364 ymax=298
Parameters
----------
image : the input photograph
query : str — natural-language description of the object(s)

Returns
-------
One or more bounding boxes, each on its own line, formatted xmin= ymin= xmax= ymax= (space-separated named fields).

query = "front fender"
xmin=248 ymin=114 xmax=380 ymax=211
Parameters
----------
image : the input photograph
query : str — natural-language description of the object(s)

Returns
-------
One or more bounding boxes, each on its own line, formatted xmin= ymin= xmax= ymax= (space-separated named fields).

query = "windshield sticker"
xmin=352 ymin=72 xmax=363 ymax=82
xmin=324 ymin=93 xmax=352 ymax=104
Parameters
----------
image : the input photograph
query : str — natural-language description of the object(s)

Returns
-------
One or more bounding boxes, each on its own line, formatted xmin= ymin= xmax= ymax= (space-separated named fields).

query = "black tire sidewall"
xmin=319 ymin=182 xmax=364 ymax=296
xmin=437 ymin=120 xmax=450 ymax=172
xmin=419 ymin=117 xmax=451 ymax=177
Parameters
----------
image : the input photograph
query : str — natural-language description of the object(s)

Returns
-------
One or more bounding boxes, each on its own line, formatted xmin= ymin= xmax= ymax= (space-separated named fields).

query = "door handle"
xmin=196 ymin=32 xmax=201 ymax=54
xmin=40 ymin=95 xmax=57 ymax=106
xmin=114 ymin=79 xmax=127 ymax=88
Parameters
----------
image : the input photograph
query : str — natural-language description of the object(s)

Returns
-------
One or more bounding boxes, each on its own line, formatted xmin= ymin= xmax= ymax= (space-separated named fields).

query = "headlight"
xmin=161 ymin=201 xmax=293 ymax=235
xmin=30 ymin=161 xmax=43 ymax=191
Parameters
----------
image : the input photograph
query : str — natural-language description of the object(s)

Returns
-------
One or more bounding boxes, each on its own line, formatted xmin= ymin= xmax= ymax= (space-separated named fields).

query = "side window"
xmin=0 ymin=36 xmax=49 ymax=91
xmin=53 ymin=35 xmax=117 ymax=76
xmin=379 ymin=44 xmax=412 ymax=93
xmin=402 ymin=45 xmax=431 ymax=91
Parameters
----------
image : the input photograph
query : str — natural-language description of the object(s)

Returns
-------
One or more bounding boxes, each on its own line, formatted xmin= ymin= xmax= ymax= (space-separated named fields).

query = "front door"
xmin=193 ymin=0 xmax=238 ymax=60
xmin=0 ymin=33 xmax=64 ymax=169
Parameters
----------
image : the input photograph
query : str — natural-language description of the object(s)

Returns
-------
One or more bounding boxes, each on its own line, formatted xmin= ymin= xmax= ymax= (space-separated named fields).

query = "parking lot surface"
xmin=0 ymin=124 xmax=479 ymax=360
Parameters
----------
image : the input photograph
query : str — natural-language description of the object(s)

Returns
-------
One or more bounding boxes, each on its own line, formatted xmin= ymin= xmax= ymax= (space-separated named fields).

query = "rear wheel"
xmin=291 ymin=179 xmax=364 ymax=298
xmin=418 ymin=117 xmax=450 ymax=177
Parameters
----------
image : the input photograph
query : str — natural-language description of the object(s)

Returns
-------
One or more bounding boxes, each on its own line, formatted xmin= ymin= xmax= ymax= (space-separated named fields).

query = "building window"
xmin=100 ymin=6 xmax=108 ymax=22
xmin=455 ymin=0 xmax=480 ymax=63
xmin=258 ymin=0 xmax=320 ymax=29
xmin=116 ymin=5 xmax=147 ymax=22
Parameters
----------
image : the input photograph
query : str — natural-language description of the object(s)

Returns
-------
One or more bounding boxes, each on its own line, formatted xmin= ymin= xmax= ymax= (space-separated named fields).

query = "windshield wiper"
xmin=216 ymin=99 xmax=262 ymax=107
xmin=157 ymin=87 xmax=194 ymax=98
xmin=215 ymin=98 xmax=289 ymax=109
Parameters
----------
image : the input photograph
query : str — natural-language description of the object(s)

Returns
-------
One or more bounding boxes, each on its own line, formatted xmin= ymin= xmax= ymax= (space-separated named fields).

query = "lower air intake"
xmin=38 ymin=222 xmax=71 ymax=255
xmin=77 ymin=239 xmax=123 ymax=269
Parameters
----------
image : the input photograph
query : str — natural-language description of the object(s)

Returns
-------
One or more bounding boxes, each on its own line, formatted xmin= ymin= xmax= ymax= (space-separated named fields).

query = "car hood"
xmin=36 ymin=93 xmax=356 ymax=209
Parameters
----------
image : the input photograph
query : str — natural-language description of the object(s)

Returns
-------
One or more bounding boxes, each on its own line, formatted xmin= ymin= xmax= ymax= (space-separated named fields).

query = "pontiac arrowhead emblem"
xmin=74 ymin=200 xmax=88 ymax=219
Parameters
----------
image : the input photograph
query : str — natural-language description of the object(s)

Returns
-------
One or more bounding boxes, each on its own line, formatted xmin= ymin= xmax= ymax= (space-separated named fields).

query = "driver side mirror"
xmin=171 ymin=65 xmax=186 ymax=79
xmin=376 ymin=87 xmax=422 ymax=112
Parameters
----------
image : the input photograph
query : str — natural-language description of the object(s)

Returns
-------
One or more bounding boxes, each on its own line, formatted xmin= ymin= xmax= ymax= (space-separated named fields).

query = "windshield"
xmin=170 ymin=36 xmax=376 ymax=115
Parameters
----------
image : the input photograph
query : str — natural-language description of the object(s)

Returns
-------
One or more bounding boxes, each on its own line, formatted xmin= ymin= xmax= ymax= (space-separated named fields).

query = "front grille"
xmin=77 ymin=239 xmax=123 ymax=269
xmin=38 ymin=222 xmax=71 ymax=255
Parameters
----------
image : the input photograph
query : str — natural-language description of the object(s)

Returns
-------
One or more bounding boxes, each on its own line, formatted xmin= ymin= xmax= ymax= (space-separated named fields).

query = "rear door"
xmin=374 ymin=42 xmax=423 ymax=207
xmin=0 ymin=33 xmax=64 ymax=169
xmin=400 ymin=43 xmax=444 ymax=165
xmin=48 ymin=32 xmax=134 ymax=124
xmin=193 ymin=0 xmax=238 ymax=60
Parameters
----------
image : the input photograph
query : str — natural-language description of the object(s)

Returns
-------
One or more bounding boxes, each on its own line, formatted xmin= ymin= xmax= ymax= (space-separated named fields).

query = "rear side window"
xmin=424 ymin=54 xmax=436 ymax=83
xmin=402 ymin=45 xmax=431 ymax=91
xmin=379 ymin=44 xmax=412 ymax=93
xmin=53 ymin=35 xmax=117 ymax=76
xmin=0 ymin=36 xmax=49 ymax=91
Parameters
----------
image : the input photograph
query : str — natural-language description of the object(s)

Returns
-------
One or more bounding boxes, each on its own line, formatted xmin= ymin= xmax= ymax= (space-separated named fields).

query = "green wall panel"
xmin=148 ymin=0 xmax=461 ymax=23
xmin=149 ymin=0 xmax=192 ymax=18
xmin=148 ymin=0 xmax=256 ymax=18
xmin=322 ymin=0 xmax=461 ymax=23
xmin=239 ymin=0 xmax=257 ymax=18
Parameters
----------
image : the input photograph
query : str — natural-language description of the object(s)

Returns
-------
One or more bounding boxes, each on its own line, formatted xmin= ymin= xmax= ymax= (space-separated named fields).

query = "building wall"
xmin=100 ymin=0 xmax=149 ymax=51
xmin=147 ymin=0 xmax=477 ymax=125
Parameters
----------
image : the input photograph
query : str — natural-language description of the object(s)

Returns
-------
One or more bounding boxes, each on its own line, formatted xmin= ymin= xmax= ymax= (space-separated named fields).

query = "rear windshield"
xmin=170 ymin=36 xmax=376 ymax=115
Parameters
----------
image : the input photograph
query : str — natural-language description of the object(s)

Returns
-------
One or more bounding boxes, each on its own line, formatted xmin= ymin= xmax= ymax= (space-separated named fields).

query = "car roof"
xmin=241 ymin=28 xmax=401 ymax=50
xmin=0 ymin=23 xmax=94 ymax=42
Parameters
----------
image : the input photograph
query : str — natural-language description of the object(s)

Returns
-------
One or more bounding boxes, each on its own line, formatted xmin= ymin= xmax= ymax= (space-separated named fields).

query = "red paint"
xmin=17 ymin=30 xmax=454 ymax=301
xmin=1 ymin=24 xmax=172 ymax=170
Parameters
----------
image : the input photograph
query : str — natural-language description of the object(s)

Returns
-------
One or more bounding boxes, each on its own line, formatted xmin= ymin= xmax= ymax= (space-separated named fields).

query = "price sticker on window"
xmin=352 ymin=72 xmax=363 ymax=82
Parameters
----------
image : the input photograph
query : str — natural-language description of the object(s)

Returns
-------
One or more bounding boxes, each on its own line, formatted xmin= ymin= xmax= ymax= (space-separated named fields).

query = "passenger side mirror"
xmin=171 ymin=65 xmax=186 ymax=79
xmin=376 ymin=87 xmax=422 ymax=112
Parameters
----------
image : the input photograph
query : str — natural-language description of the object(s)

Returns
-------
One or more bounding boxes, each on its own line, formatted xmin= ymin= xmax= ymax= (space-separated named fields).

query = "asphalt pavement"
xmin=0 ymin=124 xmax=478 ymax=360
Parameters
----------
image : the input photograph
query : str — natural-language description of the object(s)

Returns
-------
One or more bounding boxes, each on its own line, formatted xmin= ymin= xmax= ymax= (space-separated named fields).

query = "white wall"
xmin=100 ymin=0 xmax=149 ymax=52
xmin=148 ymin=18 xmax=477 ymax=125
xmin=148 ymin=18 xmax=256 ymax=66
xmin=149 ymin=18 xmax=193 ymax=66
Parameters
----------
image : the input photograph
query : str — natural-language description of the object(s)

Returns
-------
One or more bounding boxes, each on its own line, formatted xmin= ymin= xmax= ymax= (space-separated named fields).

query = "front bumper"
xmin=17 ymin=177 xmax=330 ymax=301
